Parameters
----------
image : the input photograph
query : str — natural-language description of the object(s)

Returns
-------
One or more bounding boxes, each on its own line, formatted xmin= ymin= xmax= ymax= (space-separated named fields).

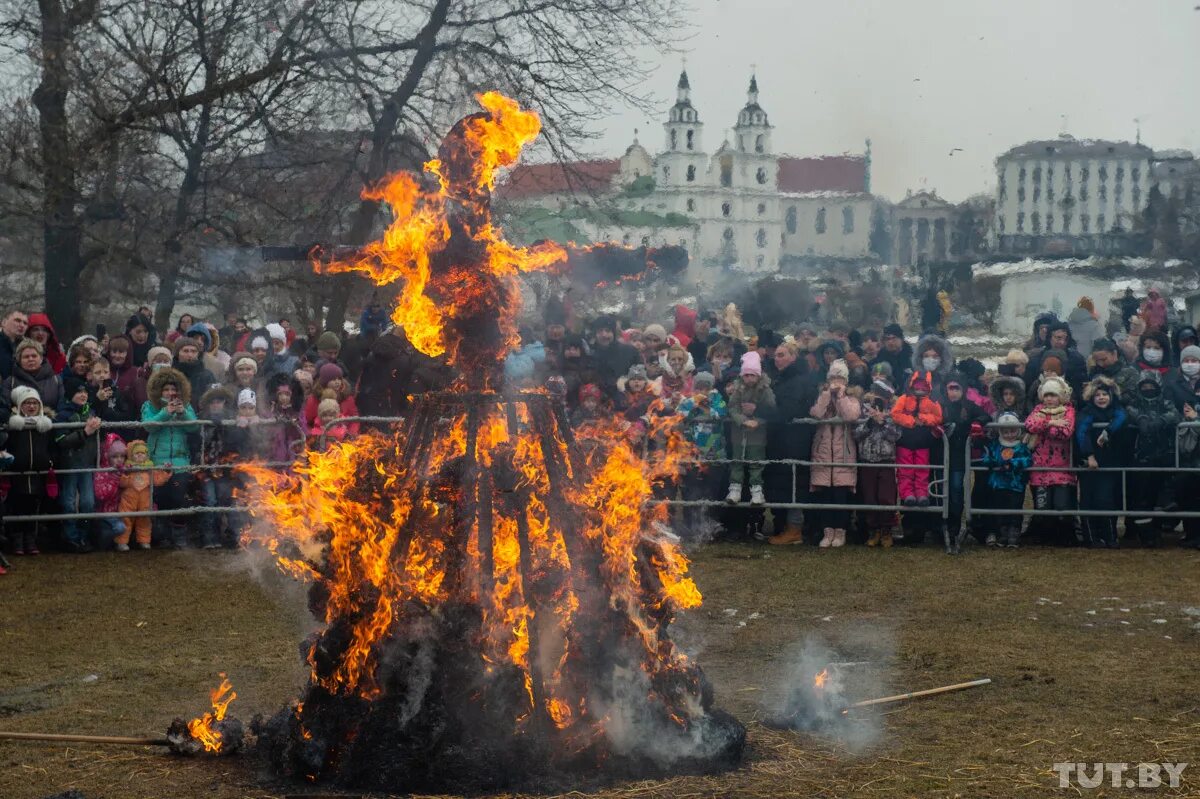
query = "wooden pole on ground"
xmin=0 ymin=731 xmax=170 ymax=747
xmin=843 ymin=678 xmax=992 ymax=711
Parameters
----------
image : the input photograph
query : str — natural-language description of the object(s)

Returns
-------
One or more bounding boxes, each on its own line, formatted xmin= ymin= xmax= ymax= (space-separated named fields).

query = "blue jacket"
xmin=978 ymin=439 xmax=1032 ymax=493
xmin=1076 ymin=404 xmax=1128 ymax=467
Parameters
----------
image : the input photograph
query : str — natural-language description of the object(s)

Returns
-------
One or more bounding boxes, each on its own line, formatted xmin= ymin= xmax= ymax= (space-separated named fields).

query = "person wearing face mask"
xmin=1076 ymin=376 xmax=1129 ymax=548
xmin=906 ymin=333 xmax=953 ymax=400
xmin=1125 ymin=370 xmax=1181 ymax=547
xmin=1165 ymin=345 xmax=1200 ymax=411
xmin=1134 ymin=331 xmax=1171 ymax=375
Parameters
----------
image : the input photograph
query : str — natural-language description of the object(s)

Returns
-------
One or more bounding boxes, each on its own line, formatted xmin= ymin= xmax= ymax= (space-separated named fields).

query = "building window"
xmin=998 ymin=215 xmax=1006 ymax=234
xmin=686 ymin=129 xmax=694 ymax=150
xmin=1032 ymin=166 xmax=1041 ymax=184
xmin=1019 ymin=166 xmax=1027 ymax=184
xmin=756 ymin=254 xmax=765 ymax=268
xmin=1099 ymin=165 xmax=1108 ymax=182
xmin=722 ymin=201 xmax=732 ymax=217
xmin=1062 ymin=213 xmax=1071 ymax=233
xmin=785 ymin=206 xmax=797 ymax=234
xmin=1131 ymin=166 xmax=1140 ymax=183
xmin=815 ymin=207 xmax=827 ymax=234
xmin=756 ymin=228 xmax=767 ymax=248
xmin=842 ymin=206 xmax=855 ymax=233
xmin=1081 ymin=214 xmax=1090 ymax=233
xmin=1031 ymin=211 xmax=1041 ymax=233
xmin=1132 ymin=186 xmax=1141 ymax=207
xmin=1046 ymin=213 xmax=1054 ymax=233
xmin=722 ymin=226 xmax=734 ymax=240
xmin=1018 ymin=186 xmax=1026 ymax=203
xmin=755 ymin=134 xmax=764 ymax=153
xmin=738 ymin=135 xmax=746 ymax=151
xmin=669 ymin=130 xmax=677 ymax=150
xmin=1047 ymin=182 xmax=1054 ymax=202
xmin=1017 ymin=211 xmax=1025 ymax=232
xmin=1033 ymin=185 xmax=1041 ymax=203
xmin=663 ymin=165 xmax=670 ymax=181
xmin=686 ymin=165 xmax=696 ymax=182
xmin=757 ymin=202 xmax=766 ymax=215
xmin=999 ymin=173 xmax=1007 ymax=200
xmin=1099 ymin=183 xmax=1107 ymax=201
xmin=1116 ymin=165 xmax=1125 ymax=182
xmin=1080 ymin=185 xmax=1089 ymax=201
xmin=755 ymin=167 xmax=767 ymax=185
xmin=686 ymin=198 xmax=695 ymax=212
xmin=1097 ymin=213 xmax=1106 ymax=232
xmin=719 ymin=156 xmax=732 ymax=187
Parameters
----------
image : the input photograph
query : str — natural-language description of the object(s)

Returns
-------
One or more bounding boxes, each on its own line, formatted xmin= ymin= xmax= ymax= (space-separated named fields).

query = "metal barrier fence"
xmin=6 ymin=413 xmax=1200 ymax=554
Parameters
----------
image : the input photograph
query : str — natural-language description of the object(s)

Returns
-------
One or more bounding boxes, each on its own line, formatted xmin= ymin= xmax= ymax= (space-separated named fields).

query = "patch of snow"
xmin=1120 ymin=608 xmax=1131 ymax=613
xmin=748 ymin=612 xmax=762 ymax=620
xmin=1086 ymin=610 xmax=1097 ymax=616
xmin=1120 ymin=620 xmax=1131 ymax=625
xmin=974 ymin=257 xmax=1188 ymax=279
xmin=1181 ymin=607 xmax=1200 ymax=617
xmin=821 ymin=615 xmax=833 ymax=622
xmin=1164 ymin=635 xmax=1173 ymax=640
xmin=1152 ymin=619 xmax=1168 ymax=624
xmin=723 ymin=608 xmax=738 ymax=616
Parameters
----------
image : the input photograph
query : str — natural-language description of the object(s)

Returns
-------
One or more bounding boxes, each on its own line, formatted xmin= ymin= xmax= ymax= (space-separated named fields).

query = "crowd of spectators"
xmin=2 ymin=285 xmax=1199 ymax=572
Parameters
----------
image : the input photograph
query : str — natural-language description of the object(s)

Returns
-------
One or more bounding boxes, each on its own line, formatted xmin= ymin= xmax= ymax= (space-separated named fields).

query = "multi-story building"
xmin=497 ymin=71 xmax=877 ymax=276
xmin=993 ymin=135 xmax=1155 ymax=256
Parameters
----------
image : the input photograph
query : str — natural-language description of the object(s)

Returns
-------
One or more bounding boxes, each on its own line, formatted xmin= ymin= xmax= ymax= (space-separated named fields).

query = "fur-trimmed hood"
xmin=989 ymin=374 xmax=1027 ymax=411
xmin=199 ymin=384 xmax=234 ymax=410
xmin=1083 ymin=374 xmax=1121 ymax=402
xmin=146 ymin=366 xmax=192 ymax=409
xmin=912 ymin=334 xmax=954 ymax=379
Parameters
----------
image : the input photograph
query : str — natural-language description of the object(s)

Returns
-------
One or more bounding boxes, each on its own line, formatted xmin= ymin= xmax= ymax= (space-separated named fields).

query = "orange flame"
xmin=814 ymin=668 xmax=829 ymax=690
xmin=187 ymin=674 xmax=237 ymax=753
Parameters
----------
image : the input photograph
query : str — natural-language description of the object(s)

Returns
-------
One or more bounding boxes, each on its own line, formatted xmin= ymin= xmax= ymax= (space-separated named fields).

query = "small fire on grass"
xmin=764 ymin=663 xmax=855 ymax=734
xmin=167 ymin=674 xmax=244 ymax=756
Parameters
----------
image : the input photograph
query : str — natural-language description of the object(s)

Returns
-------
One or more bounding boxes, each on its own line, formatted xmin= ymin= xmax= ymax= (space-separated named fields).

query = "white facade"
xmin=994 ymin=136 xmax=1154 ymax=255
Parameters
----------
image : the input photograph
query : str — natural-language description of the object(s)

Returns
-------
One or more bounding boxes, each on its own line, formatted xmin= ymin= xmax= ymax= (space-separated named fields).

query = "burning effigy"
xmin=239 ymin=92 xmax=746 ymax=793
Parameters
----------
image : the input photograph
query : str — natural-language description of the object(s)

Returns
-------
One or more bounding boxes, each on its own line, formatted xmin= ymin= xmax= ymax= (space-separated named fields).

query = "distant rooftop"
xmin=1000 ymin=135 xmax=1153 ymax=160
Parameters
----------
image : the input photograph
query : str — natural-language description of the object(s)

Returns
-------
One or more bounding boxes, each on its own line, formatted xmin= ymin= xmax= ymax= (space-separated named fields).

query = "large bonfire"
xmin=244 ymin=92 xmax=744 ymax=793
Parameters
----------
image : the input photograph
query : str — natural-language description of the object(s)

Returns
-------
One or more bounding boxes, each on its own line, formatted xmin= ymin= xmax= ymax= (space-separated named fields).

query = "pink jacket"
xmin=1025 ymin=404 xmax=1076 ymax=486
xmin=809 ymin=390 xmax=863 ymax=489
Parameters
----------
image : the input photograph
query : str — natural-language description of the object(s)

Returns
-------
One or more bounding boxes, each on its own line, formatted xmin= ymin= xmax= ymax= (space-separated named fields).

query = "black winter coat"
xmin=1126 ymin=395 xmax=1180 ymax=465
xmin=5 ymin=424 xmax=54 ymax=496
xmin=767 ymin=360 xmax=814 ymax=460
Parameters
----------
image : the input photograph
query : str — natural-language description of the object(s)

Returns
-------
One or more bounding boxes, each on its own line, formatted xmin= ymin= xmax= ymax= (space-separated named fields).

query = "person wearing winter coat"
xmin=876 ymin=323 xmax=913 ymax=384
xmin=908 ymin=333 xmax=954 ymax=400
xmin=124 ymin=312 xmax=158 ymax=367
xmin=0 ymin=339 xmax=63 ymax=428
xmin=173 ymin=337 xmax=219 ymax=403
xmin=1087 ymin=338 xmax=1139 ymax=402
xmin=187 ymin=322 xmax=231 ymax=381
xmin=92 ymin=434 xmax=127 ymax=549
xmin=725 ymin=351 xmax=776 ymax=506
xmin=141 ymin=367 xmax=197 ymax=548
xmin=1176 ymin=398 xmax=1200 ymax=549
xmin=765 ymin=341 xmax=814 ymax=546
xmin=854 ymin=379 xmax=901 ymax=548
xmin=807 ymin=360 xmax=862 ymax=548
xmin=942 ymin=374 xmax=992 ymax=544
xmin=1165 ymin=344 xmax=1200 ymax=411
xmin=261 ymin=323 xmax=300 ymax=381
xmin=1120 ymin=288 xmax=1141 ymax=333
xmin=1140 ymin=287 xmax=1168 ymax=333
xmin=53 ymin=382 xmax=104 ymax=551
xmin=589 ymin=315 xmax=640 ymax=394
xmin=955 ymin=358 xmax=994 ymax=416
xmin=116 ymin=439 xmax=171 ymax=550
xmin=504 ymin=331 xmax=547 ymax=391
xmin=301 ymin=363 xmax=360 ymax=435
xmin=675 ymin=372 xmax=728 ymax=536
xmin=196 ymin=385 xmax=245 ymax=548
xmin=4 ymin=386 xmax=56 ymax=554
xmin=1026 ymin=322 xmax=1088 ymax=402
xmin=1125 ymin=370 xmax=1181 ymax=546
xmin=24 ymin=312 xmax=67 ymax=375
xmin=1170 ymin=325 xmax=1197 ymax=366
xmin=88 ymin=357 xmax=135 ymax=430
xmin=1067 ymin=297 xmax=1105 ymax=358
xmin=989 ymin=374 xmax=1028 ymax=422
xmin=978 ymin=412 xmax=1033 ymax=548
xmin=1024 ymin=376 xmax=1077 ymax=545
xmin=657 ymin=344 xmax=695 ymax=407
xmin=1076 ymin=376 xmax=1129 ymax=548
xmin=891 ymin=371 xmax=943 ymax=506
xmin=1024 ymin=311 xmax=1060 ymax=356
xmin=263 ymin=372 xmax=305 ymax=464
xmin=104 ymin=335 xmax=146 ymax=413
xmin=1133 ymin=330 xmax=1171 ymax=375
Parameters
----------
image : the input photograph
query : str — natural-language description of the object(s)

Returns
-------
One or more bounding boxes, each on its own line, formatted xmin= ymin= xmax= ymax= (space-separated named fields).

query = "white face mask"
xmin=922 ymin=356 xmax=941 ymax=371
xmin=1143 ymin=348 xmax=1163 ymax=365
xmin=1183 ymin=361 xmax=1200 ymax=378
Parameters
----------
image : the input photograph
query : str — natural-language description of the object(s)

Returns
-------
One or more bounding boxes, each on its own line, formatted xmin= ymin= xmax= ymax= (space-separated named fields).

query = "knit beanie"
xmin=1038 ymin=375 xmax=1071 ymax=400
xmin=316 ymin=331 xmax=342 ymax=352
xmin=643 ymin=323 xmax=668 ymax=341
xmin=1005 ymin=349 xmax=1029 ymax=366
xmin=317 ymin=397 xmax=341 ymax=417
xmin=237 ymin=388 xmax=257 ymax=408
xmin=1181 ymin=345 xmax=1200 ymax=362
xmin=871 ymin=361 xmax=893 ymax=380
xmin=231 ymin=353 xmax=258 ymax=373
xmin=265 ymin=323 xmax=287 ymax=343
xmin=740 ymin=351 xmax=762 ymax=376
xmin=173 ymin=337 xmax=201 ymax=356
xmin=107 ymin=438 xmax=127 ymax=458
xmin=126 ymin=439 xmax=149 ymax=457
xmin=996 ymin=411 xmax=1022 ymax=428
xmin=827 ymin=359 xmax=849 ymax=381
xmin=693 ymin=371 xmax=715 ymax=389
xmin=250 ymin=336 xmax=270 ymax=352
xmin=147 ymin=345 xmax=173 ymax=365
xmin=626 ymin=364 xmax=648 ymax=382
xmin=871 ymin=378 xmax=896 ymax=400
xmin=883 ymin=322 xmax=904 ymax=340
xmin=317 ymin=362 xmax=344 ymax=386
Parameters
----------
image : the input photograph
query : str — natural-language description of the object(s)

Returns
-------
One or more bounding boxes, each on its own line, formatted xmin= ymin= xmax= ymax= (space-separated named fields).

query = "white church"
xmin=497 ymin=72 xmax=879 ymax=274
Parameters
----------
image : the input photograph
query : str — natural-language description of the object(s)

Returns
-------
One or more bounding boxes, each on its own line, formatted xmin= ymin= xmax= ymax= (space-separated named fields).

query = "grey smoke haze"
xmin=597 ymin=0 xmax=1200 ymax=202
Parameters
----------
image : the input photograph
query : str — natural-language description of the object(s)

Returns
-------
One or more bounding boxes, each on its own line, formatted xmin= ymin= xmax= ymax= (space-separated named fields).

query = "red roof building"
xmin=777 ymin=156 xmax=868 ymax=194
xmin=497 ymin=159 xmax=621 ymax=200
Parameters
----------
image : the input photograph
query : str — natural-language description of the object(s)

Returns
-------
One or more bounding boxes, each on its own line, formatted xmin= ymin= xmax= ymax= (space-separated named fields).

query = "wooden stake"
xmin=843 ymin=678 xmax=991 ymax=711
xmin=0 ymin=731 xmax=170 ymax=747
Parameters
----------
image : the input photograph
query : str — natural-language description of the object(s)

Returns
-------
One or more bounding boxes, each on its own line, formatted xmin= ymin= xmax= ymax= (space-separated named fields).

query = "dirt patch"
xmin=1 ymin=544 xmax=1197 ymax=798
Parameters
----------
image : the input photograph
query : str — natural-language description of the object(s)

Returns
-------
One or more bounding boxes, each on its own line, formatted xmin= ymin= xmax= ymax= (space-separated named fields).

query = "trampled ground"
xmin=1 ymin=542 xmax=1198 ymax=798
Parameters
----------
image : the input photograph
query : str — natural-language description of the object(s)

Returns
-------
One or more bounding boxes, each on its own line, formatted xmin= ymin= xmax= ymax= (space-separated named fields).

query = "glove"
xmin=34 ymin=415 xmax=53 ymax=433
xmin=7 ymin=415 xmax=25 ymax=431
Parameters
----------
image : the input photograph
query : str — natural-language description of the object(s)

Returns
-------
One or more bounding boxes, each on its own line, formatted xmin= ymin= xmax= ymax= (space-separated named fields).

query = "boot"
xmin=866 ymin=529 xmax=882 ymax=547
xmin=749 ymin=485 xmax=765 ymax=505
xmin=985 ymin=532 xmax=998 ymax=547
xmin=881 ymin=529 xmax=894 ymax=548
xmin=725 ymin=483 xmax=742 ymax=504
xmin=768 ymin=524 xmax=804 ymax=546
xmin=1004 ymin=526 xmax=1020 ymax=548
xmin=818 ymin=528 xmax=835 ymax=548
xmin=832 ymin=529 xmax=846 ymax=547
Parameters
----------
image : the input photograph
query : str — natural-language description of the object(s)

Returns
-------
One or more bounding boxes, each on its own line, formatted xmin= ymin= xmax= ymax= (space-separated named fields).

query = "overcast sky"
xmin=593 ymin=0 xmax=1200 ymax=203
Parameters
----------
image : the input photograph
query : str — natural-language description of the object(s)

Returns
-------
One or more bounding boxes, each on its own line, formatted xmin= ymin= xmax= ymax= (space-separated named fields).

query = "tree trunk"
xmin=33 ymin=0 xmax=85 ymax=340
xmin=323 ymin=0 xmax=452 ymax=334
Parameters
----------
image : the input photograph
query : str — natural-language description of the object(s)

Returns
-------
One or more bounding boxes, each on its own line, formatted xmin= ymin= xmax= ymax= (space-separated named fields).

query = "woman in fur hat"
xmin=1024 ymin=376 xmax=1077 ymax=545
xmin=1076 ymin=376 xmax=1129 ymax=548
xmin=141 ymin=366 xmax=198 ymax=548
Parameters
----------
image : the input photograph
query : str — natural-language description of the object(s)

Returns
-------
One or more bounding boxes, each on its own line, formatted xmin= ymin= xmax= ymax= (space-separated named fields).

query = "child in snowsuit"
xmin=117 ymin=439 xmax=171 ymax=550
xmin=676 ymin=371 xmax=728 ymax=535
xmin=941 ymin=373 xmax=992 ymax=543
xmin=808 ymin=360 xmax=862 ymax=548
xmin=5 ymin=386 xmax=55 ymax=555
xmin=854 ymin=378 xmax=901 ymax=547
xmin=92 ymin=434 xmax=128 ymax=549
xmin=891 ymin=371 xmax=943 ymax=506
xmin=1076 ymin=376 xmax=1128 ymax=548
xmin=725 ymin=351 xmax=776 ymax=505
xmin=1023 ymin=375 xmax=1077 ymax=545
xmin=1125 ymin=370 xmax=1181 ymax=547
xmin=979 ymin=412 xmax=1033 ymax=547
xmin=197 ymin=386 xmax=243 ymax=548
